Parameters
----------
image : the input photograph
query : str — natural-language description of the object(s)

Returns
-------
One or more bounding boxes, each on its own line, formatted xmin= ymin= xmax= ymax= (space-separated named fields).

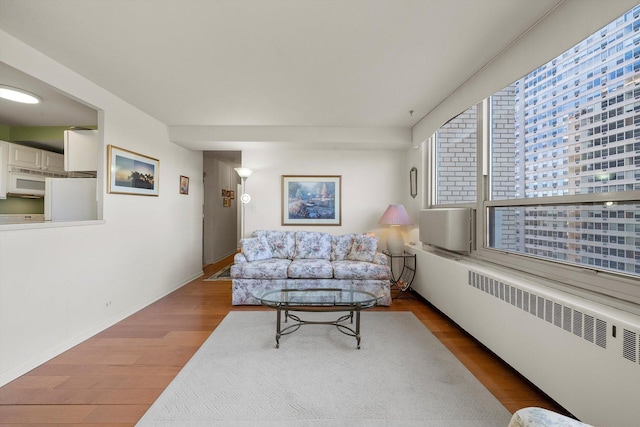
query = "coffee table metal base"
xmin=275 ymin=304 xmax=363 ymax=349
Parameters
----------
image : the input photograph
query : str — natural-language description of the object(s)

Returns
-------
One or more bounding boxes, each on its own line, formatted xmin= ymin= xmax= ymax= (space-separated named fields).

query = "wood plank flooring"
xmin=0 ymin=255 xmax=570 ymax=425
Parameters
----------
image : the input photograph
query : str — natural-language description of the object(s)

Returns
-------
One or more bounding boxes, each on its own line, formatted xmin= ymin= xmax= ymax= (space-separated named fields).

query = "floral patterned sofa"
xmin=230 ymin=230 xmax=391 ymax=305
xmin=508 ymin=407 xmax=592 ymax=427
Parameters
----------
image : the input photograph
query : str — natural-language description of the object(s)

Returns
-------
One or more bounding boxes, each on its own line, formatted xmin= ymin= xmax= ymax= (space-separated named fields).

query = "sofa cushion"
xmin=294 ymin=231 xmax=332 ymax=260
xmin=331 ymin=233 xmax=356 ymax=261
xmin=346 ymin=234 xmax=379 ymax=262
xmin=332 ymin=260 xmax=390 ymax=280
xmin=288 ymin=259 xmax=333 ymax=279
xmin=241 ymin=236 xmax=273 ymax=262
xmin=231 ymin=258 xmax=290 ymax=279
xmin=251 ymin=230 xmax=296 ymax=259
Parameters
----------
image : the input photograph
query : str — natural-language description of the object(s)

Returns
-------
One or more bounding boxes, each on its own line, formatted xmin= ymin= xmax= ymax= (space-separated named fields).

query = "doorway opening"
xmin=202 ymin=151 xmax=241 ymax=265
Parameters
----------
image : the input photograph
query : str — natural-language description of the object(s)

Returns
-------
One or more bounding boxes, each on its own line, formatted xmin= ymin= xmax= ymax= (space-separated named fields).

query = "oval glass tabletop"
xmin=253 ymin=286 xmax=383 ymax=307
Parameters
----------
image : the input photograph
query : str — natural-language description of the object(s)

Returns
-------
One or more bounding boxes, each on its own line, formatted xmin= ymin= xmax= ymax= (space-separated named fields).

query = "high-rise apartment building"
xmin=436 ymin=5 xmax=640 ymax=276
xmin=514 ymin=6 xmax=640 ymax=276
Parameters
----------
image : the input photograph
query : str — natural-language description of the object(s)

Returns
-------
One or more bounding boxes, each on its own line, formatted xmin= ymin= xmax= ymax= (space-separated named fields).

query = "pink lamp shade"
xmin=378 ymin=204 xmax=412 ymax=254
xmin=378 ymin=204 xmax=413 ymax=226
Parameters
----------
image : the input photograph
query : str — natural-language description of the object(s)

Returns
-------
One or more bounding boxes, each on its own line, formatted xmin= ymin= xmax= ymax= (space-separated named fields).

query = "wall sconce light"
xmin=410 ymin=167 xmax=418 ymax=199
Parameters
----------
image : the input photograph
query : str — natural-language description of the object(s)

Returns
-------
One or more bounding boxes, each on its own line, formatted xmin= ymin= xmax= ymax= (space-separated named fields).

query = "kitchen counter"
xmin=0 ymin=214 xmax=45 ymax=224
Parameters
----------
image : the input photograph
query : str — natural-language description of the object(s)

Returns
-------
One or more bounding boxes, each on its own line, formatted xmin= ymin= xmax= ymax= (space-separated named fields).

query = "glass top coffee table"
xmin=252 ymin=286 xmax=384 ymax=349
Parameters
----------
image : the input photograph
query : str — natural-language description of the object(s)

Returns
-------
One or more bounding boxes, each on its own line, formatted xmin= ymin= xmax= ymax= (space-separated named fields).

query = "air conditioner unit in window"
xmin=419 ymin=208 xmax=474 ymax=253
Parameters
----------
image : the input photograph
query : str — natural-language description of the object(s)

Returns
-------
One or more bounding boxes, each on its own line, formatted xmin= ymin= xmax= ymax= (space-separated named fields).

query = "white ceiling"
xmin=0 ymin=62 xmax=97 ymax=128
xmin=0 ymin=0 xmax=566 ymax=148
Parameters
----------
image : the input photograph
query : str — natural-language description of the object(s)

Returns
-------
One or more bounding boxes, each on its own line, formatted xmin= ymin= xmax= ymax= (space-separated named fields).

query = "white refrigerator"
xmin=44 ymin=178 xmax=97 ymax=221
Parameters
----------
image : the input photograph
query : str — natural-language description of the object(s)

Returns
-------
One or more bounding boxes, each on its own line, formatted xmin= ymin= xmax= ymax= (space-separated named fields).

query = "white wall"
xmin=241 ymin=148 xmax=410 ymax=245
xmin=412 ymin=0 xmax=640 ymax=144
xmin=0 ymin=31 xmax=203 ymax=386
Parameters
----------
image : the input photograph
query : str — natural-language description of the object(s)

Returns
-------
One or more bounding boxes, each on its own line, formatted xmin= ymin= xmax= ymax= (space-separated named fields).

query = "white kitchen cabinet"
xmin=64 ymin=129 xmax=98 ymax=171
xmin=41 ymin=151 xmax=65 ymax=173
xmin=0 ymin=140 xmax=8 ymax=199
xmin=7 ymin=143 xmax=66 ymax=174
xmin=8 ymin=143 xmax=41 ymax=169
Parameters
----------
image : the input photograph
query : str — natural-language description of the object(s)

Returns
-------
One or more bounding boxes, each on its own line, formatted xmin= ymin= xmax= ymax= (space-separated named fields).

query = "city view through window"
xmin=436 ymin=4 xmax=640 ymax=278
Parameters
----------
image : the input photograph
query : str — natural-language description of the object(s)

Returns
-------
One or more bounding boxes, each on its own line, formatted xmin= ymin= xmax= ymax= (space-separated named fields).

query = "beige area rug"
xmin=204 ymin=265 xmax=231 ymax=281
xmin=136 ymin=311 xmax=511 ymax=426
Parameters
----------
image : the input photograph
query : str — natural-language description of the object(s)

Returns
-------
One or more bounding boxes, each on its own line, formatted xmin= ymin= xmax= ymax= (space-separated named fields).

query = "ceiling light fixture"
xmin=0 ymin=85 xmax=41 ymax=104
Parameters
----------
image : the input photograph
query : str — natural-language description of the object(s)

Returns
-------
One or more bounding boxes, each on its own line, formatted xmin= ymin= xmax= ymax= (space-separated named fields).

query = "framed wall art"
xmin=107 ymin=145 xmax=159 ymax=196
xmin=180 ymin=175 xmax=189 ymax=195
xmin=282 ymin=175 xmax=341 ymax=226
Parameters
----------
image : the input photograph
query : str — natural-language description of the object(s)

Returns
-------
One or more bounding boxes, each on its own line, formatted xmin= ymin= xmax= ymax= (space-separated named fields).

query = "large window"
xmin=488 ymin=203 xmax=640 ymax=276
xmin=429 ymin=4 xmax=640 ymax=302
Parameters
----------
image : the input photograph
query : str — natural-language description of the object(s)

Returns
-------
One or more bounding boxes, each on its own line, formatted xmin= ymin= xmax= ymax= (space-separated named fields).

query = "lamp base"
xmin=386 ymin=227 xmax=405 ymax=255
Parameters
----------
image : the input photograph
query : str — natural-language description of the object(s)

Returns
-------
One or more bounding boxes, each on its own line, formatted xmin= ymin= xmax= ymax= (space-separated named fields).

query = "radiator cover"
xmin=407 ymin=245 xmax=640 ymax=427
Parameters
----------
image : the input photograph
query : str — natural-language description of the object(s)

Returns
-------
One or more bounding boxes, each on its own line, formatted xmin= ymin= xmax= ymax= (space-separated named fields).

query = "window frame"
xmin=426 ymin=99 xmax=640 ymax=309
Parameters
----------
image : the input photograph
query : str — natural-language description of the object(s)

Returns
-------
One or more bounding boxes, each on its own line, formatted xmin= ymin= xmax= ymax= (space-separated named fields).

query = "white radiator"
xmin=406 ymin=245 xmax=640 ymax=427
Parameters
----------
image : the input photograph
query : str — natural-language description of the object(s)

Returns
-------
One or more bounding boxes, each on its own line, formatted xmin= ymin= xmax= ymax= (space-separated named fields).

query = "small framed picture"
xmin=223 ymin=197 xmax=231 ymax=207
xmin=229 ymin=190 xmax=235 ymax=199
xmin=221 ymin=189 xmax=226 ymax=197
xmin=180 ymin=175 xmax=189 ymax=195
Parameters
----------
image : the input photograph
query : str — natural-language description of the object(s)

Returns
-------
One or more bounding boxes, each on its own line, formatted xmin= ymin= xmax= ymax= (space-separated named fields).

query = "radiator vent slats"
xmin=537 ymin=296 xmax=545 ymax=319
xmin=573 ymin=311 xmax=583 ymax=338
xmin=467 ymin=271 xmax=639 ymax=360
xmin=562 ymin=305 xmax=572 ymax=332
xmin=596 ymin=319 xmax=607 ymax=349
xmin=623 ymin=329 xmax=637 ymax=363
xmin=585 ymin=315 xmax=595 ymax=343
xmin=468 ymin=271 xmax=613 ymax=354
xmin=554 ymin=303 xmax=563 ymax=328
xmin=545 ymin=300 xmax=553 ymax=324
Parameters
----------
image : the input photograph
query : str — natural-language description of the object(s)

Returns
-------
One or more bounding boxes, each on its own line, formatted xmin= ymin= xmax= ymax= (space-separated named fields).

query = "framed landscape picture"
xmin=107 ymin=145 xmax=159 ymax=196
xmin=282 ymin=175 xmax=341 ymax=225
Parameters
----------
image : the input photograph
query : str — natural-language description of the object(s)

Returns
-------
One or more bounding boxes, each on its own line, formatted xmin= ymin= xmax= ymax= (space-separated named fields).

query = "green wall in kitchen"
xmin=0 ymin=124 xmax=9 ymax=141
xmin=1 ymin=125 xmax=97 ymax=149
xmin=8 ymin=126 xmax=97 ymax=152
xmin=9 ymin=126 xmax=69 ymax=143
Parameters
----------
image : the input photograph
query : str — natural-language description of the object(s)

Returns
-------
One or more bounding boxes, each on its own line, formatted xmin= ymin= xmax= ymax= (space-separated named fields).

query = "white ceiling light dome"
xmin=0 ymin=85 xmax=41 ymax=104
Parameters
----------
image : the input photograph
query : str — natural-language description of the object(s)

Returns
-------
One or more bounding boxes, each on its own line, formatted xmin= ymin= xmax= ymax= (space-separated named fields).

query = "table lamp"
xmin=378 ymin=204 xmax=413 ymax=255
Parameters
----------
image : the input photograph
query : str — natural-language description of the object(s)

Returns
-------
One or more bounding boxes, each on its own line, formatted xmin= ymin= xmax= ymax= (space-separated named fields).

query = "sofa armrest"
xmin=373 ymin=252 xmax=387 ymax=266
xmin=234 ymin=252 xmax=248 ymax=264
xmin=508 ymin=408 xmax=592 ymax=427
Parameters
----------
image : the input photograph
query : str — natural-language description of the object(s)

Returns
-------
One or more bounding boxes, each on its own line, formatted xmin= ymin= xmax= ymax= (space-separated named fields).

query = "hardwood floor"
xmin=0 ymin=255 xmax=570 ymax=425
